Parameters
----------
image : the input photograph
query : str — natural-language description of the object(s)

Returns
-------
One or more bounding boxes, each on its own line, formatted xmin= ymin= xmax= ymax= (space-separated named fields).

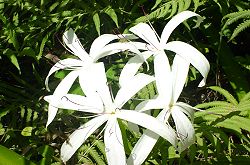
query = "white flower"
xmin=126 ymin=11 xmax=210 ymax=165
xmin=44 ymin=62 xmax=177 ymax=164
xmin=128 ymin=11 xmax=209 ymax=88
xmin=44 ymin=29 xmax=142 ymax=127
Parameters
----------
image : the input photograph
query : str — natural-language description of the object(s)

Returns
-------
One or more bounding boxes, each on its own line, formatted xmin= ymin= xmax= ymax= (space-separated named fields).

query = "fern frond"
xmin=135 ymin=3 xmax=171 ymax=22
xmin=230 ymin=116 xmax=250 ymax=132
xmin=195 ymin=101 xmax=232 ymax=109
xmin=230 ymin=19 xmax=250 ymax=40
xmin=208 ymin=86 xmax=238 ymax=105
xmin=238 ymin=101 xmax=250 ymax=112
xmin=177 ymin=0 xmax=185 ymax=13
xmin=95 ymin=140 xmax=106 ymax=157
xmin=216 ymin=119 xmax=242 ymax=134
xmin=183 ymin=0 xmax=191 ymax=11
xmin=222 ymin=10 xmax=250 ymax=23
xmin=135 ymin=0 xmax=193 ymax=23
xmin=88 ymin=147 xmax=106 ymax=165
xmin=240 ymin=91 xmax=250 ymax=102
xmin=221 ymin=10 xmax=250 ymax=40
xmin=152 ymin=0 xmax=164 ymax=10
xmin=193 ymin=0 xmax=201 ymax=11
xmin=168 ymin=0 xmax=178 ymax=19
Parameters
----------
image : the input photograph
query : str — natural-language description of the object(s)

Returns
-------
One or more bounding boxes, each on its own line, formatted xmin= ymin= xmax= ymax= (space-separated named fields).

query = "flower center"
xmin=104 ymin=104 xmax=118 ymax=114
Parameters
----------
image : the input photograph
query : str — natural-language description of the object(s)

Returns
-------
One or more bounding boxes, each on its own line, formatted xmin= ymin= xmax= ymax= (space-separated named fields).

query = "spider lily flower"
xmin=125 ymin=11 xmax=210 ymax=164
xmin=127 ymin=55 xmax=209 ymax=165
xmin=128 ymin=11 xmax=209 ymax=88
xmin=44 ymin=29 xmax=145 ymax=127
xmin=44 ymin=62 xmax=177 ymax=164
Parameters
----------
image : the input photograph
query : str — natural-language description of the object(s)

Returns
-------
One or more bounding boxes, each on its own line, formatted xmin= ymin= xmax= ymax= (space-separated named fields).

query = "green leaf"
xmin=21 ymin=126 xmax=33 ymax=136
xmin=0 ymin=123 xmax=5 ymax=135
xmin=8 ymin=29 xmax=20 ymax=50
xmin=3 ymin=48 xmax=21 ymax=73
xmin=152 ymin=0 xmax=163 ymax=10
xmin=104 ymin=6 xmax=119 ymax=27
xmin=0 ymin=0 xmax=4 ymax=9
xmin=21 ymin=47 xmax=36 ymax=59
xmin=38 ymin=145 xmax=54 ymax=165
xmin=93 ymin=13 xmax=100 ymax=36
xmin=49 ymin=2 xmax=60 ymax=12
xmin=0 ymin=145 xmax=36 ymax=165
xmin=209 ymin=86 xmax=238 ymax=105
xmin=38 ymin=34 xmax=49 ymax=60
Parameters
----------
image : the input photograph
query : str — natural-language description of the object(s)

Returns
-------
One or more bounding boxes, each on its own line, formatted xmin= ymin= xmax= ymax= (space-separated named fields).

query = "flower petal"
xmin=154 ymin=52 xmax=172 ymax=102
xmin=127 ymin=109 xmax=171 ymax=165
xmin=63 ymin=28 xmax=90 ymax=61
xmin=45 ymin=59 xmax=84 ymax=91
xmin=90 ymin=34 xmax=137 ymax=60
xmin=171 ymin=106 xmax=195 ymax=152
xmin=127 ymin=129 xmax=159 ymax=165
xmin=78 ymin=62 xmax=113 ymax=107
xmin=45 ymin=71 xmax=79 ymax=127
xmin=164 ymin=41 xmax=210 ymax=87
xmin=135 ymin=97 xmax=165 ymax=112
xmin=117 ymin=110 xmax=177 ymax=147
xmin=92 ymin=42 xmax=143 ymax=62
xmin=45 ymin=105 xmax=58 ymax=128
xmin=60 ymin=115 xmax=109 ymax=163
xmin=89 ymin=34 xmax=122 ymax=58
xmin=160 ymin=11 xmax=202 ymax=45
xmin=119 ymin=52 xmax=151 ymax=87
xmin=129 ymin=23 xmax=160 ymax=49
xmin=104 ymin=116 xmax=126 ymax=165
xmin=44 ymin=94 xmax=103 ymax=113
xmin=175 ymin=102 xmax=198 ymax=122
xmin=114 ymin=73 xmax=154 ymax=108
xmin=171 ymin=55 xmax=190 ymax=103
xmin=93 ymin=63 xmax=113 ymax=107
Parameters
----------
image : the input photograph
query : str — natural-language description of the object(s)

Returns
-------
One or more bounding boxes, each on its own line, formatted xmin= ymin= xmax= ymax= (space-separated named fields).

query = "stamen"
xmin=140 ymin=5 xmax=161 ymax=41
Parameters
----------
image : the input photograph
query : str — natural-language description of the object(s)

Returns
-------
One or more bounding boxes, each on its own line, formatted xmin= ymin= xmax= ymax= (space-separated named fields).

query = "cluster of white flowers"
xmin=44 ymin=11 xmax=210 ymax=165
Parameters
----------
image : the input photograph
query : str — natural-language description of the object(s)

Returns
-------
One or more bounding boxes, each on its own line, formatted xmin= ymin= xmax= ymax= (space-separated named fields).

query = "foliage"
xmin=0 ymin=0 xmax=250 ymax=164
xmin=222 ymin=9 xmax=250 ymax=41
xmin=194 ymin=86 xmax=250 ymax=164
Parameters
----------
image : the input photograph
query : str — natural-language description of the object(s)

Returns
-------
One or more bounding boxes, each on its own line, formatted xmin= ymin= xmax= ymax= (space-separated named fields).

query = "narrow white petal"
xmin=171 ymin=106 xmax=195 ymax=152
xmin=92 ymin=42 xmax=142 ymax=61
xmin=129 ymin=23 xmax=160 ymax=48
xmin=114 ymin=73 xmax=154 ymax=108
xmin=46 ymin=105 xmax=58 ymax=128
xmin=127 ymin=109 xmax=171 ymax=165
xmin=92 ymin=63 xmax=113 ymax=107
xmin=135 ymin=98 xmax=165 ymax=112
xmin=78 ymin=63 xmax=113 ymax=107
xmin=160 ymin=11 xmax=202 ymax=45
xmin=53 ymin=71 xmax=79 ymax=96
xmin=90 ymin=34 xmax=137 ymax=60
xmin=78 ymin=65 xmax=101 ymax=98
xmin=89 ymin=34 xmax=122 ymax=58
xmin=61 ymin=115 xmax=109 ymax=163
xmin=171 ymin=55 xmax=190 ymax=103
xmin=164 ymin=41 xmax=210 ymax=87
xmin=119 ymin=52 xmax=151 ymax=87
xmin=45 ymin=59 xmax=83 ymax=91
xmin=63 ymin=28 xmax=91 ymax=61
xmin=127 ymin=129 xmax=159 ymax=165
xmin=45 ymin=71 xmax=79 ymax=127
xmin=154 ymin=52 xmax=172 ymax=101
xmin=175 ymin=102 xmax=197 ymax=122
xmin=104 ymin=116 xmax=126 ymax=165
xmin=117 ymin=110 xmax=177 ymax=146
xmin=44 ymin=94 xmax=103 ymax=113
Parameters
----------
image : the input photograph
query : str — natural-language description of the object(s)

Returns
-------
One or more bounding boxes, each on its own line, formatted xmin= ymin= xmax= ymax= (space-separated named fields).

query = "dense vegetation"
xmin=0 ymin=0 xmax=249 ymax=164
